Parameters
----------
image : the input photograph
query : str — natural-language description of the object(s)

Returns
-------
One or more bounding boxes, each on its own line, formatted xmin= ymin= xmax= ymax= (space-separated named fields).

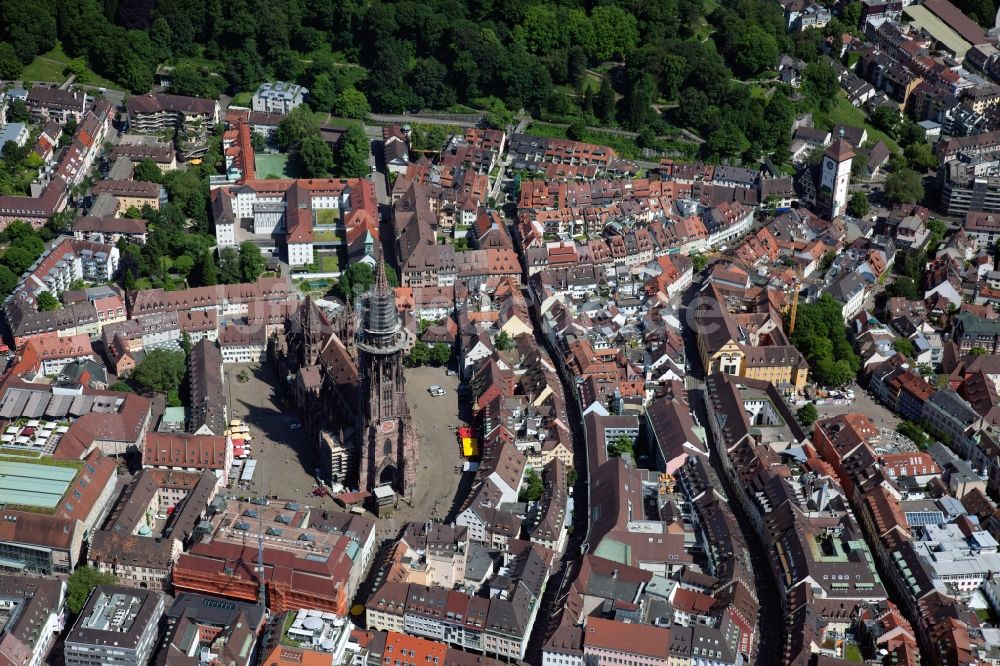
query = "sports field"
xmin=255 ymin=153 xmax=298 ymax=179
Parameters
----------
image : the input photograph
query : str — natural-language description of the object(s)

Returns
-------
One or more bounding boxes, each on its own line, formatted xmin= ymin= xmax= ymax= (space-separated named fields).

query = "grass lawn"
xmin=230 ymin=91 xmax=254 ymax=107
xmin=21 ymin=42 xmax=122 ymax=90
xmin=315 ymin=208 xmax=341 ymax=225
xmin=170 ymin=52 xmax=223 ymax=71
xmin=315 ymin=254 xmax=340 ymax=272
xmin=843 ymin=644 xmax=863 ymax=663
xmin=313 ymin=229 xmax=344 ymax=242
xmin=255 ymin=152 xmax=299 ymax=179
xmin=817 ymin=93 xmax=899 ymax=153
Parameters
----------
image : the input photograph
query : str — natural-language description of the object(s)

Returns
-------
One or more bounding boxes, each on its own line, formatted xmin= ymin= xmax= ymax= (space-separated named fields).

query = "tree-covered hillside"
xmin=1 ymin=0 xmax=865 ymax=162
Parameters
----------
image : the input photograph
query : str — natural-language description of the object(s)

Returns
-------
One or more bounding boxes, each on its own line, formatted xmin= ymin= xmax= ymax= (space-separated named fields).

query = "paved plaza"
xmin=224 ymin=361 xmax=469 ymax=523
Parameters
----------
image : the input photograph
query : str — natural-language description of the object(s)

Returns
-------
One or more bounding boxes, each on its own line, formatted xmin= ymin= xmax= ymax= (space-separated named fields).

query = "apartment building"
xmin=25 ymin=86 xmax=88 ymax=124
xmin=252 ymin=81 xmax=309 ymax=114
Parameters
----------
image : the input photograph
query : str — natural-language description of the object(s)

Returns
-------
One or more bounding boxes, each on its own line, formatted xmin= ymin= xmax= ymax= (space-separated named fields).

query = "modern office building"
xmin=64 ymin=585 xmax=164 ymax=666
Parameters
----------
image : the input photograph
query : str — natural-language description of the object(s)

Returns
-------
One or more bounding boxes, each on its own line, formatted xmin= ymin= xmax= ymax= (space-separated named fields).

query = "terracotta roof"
xmin=143 ymin=432 xmax=228 ymax=470
xmin=824 ymin=138 xmax=855 ymax=162
xmin=72 ymin=216 xmax=148 ymax=234
xmin=584 ymin=617 xmax=671 ymax=657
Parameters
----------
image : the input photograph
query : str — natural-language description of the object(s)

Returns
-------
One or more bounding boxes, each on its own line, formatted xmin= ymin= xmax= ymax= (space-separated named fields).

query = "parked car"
xmin=290 ymin=423 xmax=302 ymax=430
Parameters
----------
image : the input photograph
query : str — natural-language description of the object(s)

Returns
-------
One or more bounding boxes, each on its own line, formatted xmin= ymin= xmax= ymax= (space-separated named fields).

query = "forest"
xmin=1 ymin=0 xmax=875 ymax=163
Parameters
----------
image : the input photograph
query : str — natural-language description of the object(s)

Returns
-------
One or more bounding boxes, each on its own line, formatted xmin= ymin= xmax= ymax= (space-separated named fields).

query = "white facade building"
xmin=252 ymin=82 xmax=309 ymax=114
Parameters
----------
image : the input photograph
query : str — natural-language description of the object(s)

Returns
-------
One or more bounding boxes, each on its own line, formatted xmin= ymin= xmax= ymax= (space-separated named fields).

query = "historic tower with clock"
xmin=356 ymin=261 xmax=418 ymax=499
xmin=819 ymin=128 xmax=855 ymax=220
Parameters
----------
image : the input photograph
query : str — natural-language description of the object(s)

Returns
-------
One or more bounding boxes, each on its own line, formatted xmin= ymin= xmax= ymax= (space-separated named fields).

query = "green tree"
xmin=797 ymin=403 xmax=819 ymax=427
xmin=842 ymin=1 xmax=862 ymax=28
xmin=6 ymin=99 xmax=28 ymax=123
xmin=595 ymin=77 xmax=616 ymax=125
xmin=108 ymin=381 xmax=133 ymax=393
xmin=820 ymin=251 xmax=837 ymax=271
xmin=619 ymin=73 xmax=656 ymax=131
xmin=132 ymin=349 xmax=187 ymax=393
xmin=408 ymin=340 xmax=430 ymax=366
xmin=133 ymin=159 xmax=163 ymax=184
xmin=802 ymin=63 xmax=839 ymax=111
xmin=872 ymin=106 xmax=900 ymax=137
xmin=735 ymin=27 xmax=779 ymax=77
xmin=904 ymin=142 xmax=937 ymax=172
xmin=518 ymin=468 xmax=544 ymax=502
xmin=308 ymin=73 xmax=336 ymax=112
xmin=67 ymin=567 xmax=118 ymax=616
xmin=0 ymin=43 xmax=21 ymax=79
xmin=36 ymin=291 xmax=60 ymax=311
xmin=898 ymin=121 xmax=927 ymax=148
xmin=332 ymin=88 xmax=371 ymax=120
xmin=567 ymin=119 xmax=587 ymax=142
xmin=590 ymin=6 xmax=639 ymax=61
xmin=168 ymin=64 xmax=223 ymax=98
xmin=789 ymin=294 xmax=861 ymax=387
xmin=896 ymin=421 xmax=929 ymax=450
xmin=191 ymin=250 xmax=218 ymax=286
xmin=892 ymin=337 xmax=914 ymax=357
xmin=409 ymin=57 xmax=455 ymax=109
xmin=173 ymin=254 xmax=195 ymax=277
xmin=847 ymin=191 xmax=869 ymax=218
xmin=429 ymin=342 xmax=451 ymax=366
xmin=608 ymin=435 xmax=634 ymax=458
xmin=336 ymin=124 xmax=370 ymax=177
xmin=0 ymin=265 xmax=16 ymax=296
xmin=275 ymin=106 xmax=319 ymax=151
xmin=298 ymin=135 xmax=334 ymax=177
xmin=1 ymin=247 xmax=36 ymax=275
xmin=970 ymin=347 xmax=988 ymax=356
xmin=238 ymin=241 xmax=265 ymax=282
xmin=691 ymin=253 xmax=709 ymax=272
xmin=884 ymin=169 xmax=924 ymax=205
xmin=218 ymin=247 xmax=241 ymax=284
xmin=250 ymin=132 xmax=265 ymax=152
xmin=337 ymin=262 xmax=375 ymax=300
xmin=0 ymin=2 xmax=56 ymax=64
xmin=706 ymin=122 xmax=749 ymax=159
xmin=494 ymin=330 xmax=513 ymax=351
xmin=888 ymin=276 xmax=919 ymax=300
xmin=162 ymin=170 xmax=209 ymax=230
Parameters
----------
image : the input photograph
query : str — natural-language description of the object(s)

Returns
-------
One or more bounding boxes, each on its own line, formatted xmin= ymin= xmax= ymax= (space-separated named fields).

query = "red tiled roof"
xmin=144 ymin=432 xmax=228 ymax=470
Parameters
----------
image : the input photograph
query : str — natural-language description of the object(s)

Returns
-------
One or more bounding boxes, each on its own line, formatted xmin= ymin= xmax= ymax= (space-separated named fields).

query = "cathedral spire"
xmin=374 ymin=259 xmax=390 ymax=298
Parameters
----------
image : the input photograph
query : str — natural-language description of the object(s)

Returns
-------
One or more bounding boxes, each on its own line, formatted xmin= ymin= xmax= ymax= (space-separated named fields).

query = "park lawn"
xmin=818 ymin=93 xmax=899 ymax=153
xmin=21 ymin=42 xmax=122 ymax=90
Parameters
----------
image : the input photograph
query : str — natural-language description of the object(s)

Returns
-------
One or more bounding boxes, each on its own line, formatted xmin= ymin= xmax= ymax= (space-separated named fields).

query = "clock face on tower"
xmin=825 ymin=160 xmax=834 ymax=170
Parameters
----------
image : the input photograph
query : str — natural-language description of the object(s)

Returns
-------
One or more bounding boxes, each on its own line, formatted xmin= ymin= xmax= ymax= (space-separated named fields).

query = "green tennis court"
xmin=255 ymin=152 xmax=298 ymax=178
